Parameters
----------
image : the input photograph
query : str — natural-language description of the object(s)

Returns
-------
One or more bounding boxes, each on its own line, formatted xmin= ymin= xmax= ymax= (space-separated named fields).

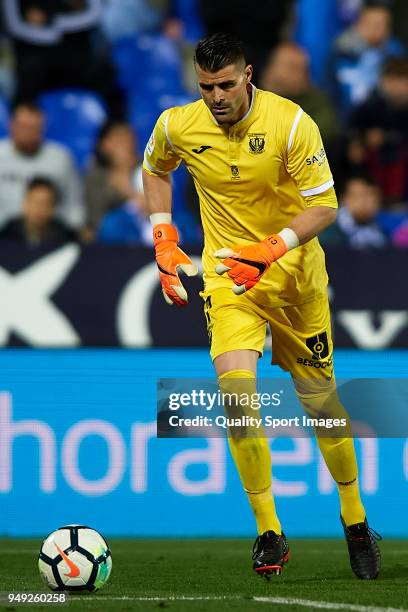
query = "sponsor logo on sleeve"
xmin=146 ymin=133 xmax=155 ymax=156
xmin=305 ymin=148 xmax=326 ymax=166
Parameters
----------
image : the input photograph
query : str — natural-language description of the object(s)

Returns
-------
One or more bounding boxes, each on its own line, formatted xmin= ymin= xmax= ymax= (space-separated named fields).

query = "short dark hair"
xmin=194 ymin=33 xmax=247 ymax=72
xmin=26 ymin=177 xmax=59 ymax=203
xmin=341 ymin=173 xmax=380 ymax=196
xmin=361 ymin=2 xmax=391 ymax=14
xmin=97 ymin=119 xmax=131 ymax=144
xmin=12 ymin=101 xmax=43 ymax=116
xmin=94 ymin=119 xmax=135 ymax=167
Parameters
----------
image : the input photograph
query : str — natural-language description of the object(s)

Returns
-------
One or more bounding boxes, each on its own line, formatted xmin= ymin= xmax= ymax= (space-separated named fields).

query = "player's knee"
xmin=295 ymin=381 xmax=353 ymax=438
xmin=218 ymin=369 xmax=256 ymax=412
xmin=294 ymin=377 xmax=340 ymax=419
xmin=218 ymin=369 xmax=258 ymax=436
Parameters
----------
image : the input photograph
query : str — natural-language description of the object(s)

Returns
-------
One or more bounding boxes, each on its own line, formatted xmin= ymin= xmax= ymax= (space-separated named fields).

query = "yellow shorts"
xmin=202 ymin=287 xmax=334 ymax=380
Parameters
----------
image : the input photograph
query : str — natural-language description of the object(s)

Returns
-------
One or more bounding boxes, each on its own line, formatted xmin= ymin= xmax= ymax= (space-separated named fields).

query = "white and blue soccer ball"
xmin=38 ymin=525 xmax=112 ymax=591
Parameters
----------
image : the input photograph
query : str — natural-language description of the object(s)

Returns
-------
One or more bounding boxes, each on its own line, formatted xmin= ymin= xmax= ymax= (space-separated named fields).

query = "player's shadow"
xmin=278 ymin=573 xmax=347 ymax=584
xmin=274 ymin=563 xmax=408 ymax=583
xmin=377 ymin=563 xmax=408 ymax=580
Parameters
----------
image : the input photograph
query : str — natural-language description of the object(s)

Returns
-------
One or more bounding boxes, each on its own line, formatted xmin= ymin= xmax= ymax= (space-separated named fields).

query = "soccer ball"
xmin=38 ymin=525 xmax=112 ymax=591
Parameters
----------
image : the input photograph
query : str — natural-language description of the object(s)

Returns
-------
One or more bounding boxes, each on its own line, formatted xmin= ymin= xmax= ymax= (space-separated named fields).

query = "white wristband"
xmin=278 ymin=227 xmax=299 ymax=251
xmin=150 ymin=212 xmax=172 ymax=226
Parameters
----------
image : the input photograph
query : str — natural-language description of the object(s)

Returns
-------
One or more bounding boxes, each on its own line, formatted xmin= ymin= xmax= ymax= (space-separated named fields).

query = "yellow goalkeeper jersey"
xmin=143 ymin=85 xmax=337 ymax=308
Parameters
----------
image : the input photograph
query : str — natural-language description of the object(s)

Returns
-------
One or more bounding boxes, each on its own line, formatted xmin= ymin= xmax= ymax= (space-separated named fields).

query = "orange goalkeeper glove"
xmin=153 ymin=223 xmax=198 ymax=306
xmin=214 ymin=234 xmax=288 ymax=295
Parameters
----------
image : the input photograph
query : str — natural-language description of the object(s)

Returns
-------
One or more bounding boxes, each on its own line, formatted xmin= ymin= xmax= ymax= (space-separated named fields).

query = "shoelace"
xmin=367 ymin=526 xmax=382 ymax=542
xmin=347 ymin=525 xmax=382 ymax=545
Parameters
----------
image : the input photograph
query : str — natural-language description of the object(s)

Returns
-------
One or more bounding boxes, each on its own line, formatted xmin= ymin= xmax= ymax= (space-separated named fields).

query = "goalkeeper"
xmin=143 ymin=32 xmax=381 ymax=580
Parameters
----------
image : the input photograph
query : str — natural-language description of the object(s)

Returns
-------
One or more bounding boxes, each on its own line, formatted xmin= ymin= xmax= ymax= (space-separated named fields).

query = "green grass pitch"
xmin=0 ymin=539 xmax=407 ymax=611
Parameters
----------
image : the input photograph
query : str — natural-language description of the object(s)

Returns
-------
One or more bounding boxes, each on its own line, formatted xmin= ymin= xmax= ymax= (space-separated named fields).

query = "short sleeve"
xmin=143 ymin=109 xmax=182 ymax=176
xmin=286 ymin=109 xmax=334 ymax=199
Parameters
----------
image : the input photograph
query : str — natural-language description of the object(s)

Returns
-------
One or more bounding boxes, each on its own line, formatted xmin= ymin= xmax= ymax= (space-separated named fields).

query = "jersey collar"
xmin=237 ymin=83 xmax=256 ymax=125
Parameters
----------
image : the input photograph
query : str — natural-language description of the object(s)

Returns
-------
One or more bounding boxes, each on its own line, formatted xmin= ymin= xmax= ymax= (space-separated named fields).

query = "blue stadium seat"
xmin=112 ymin=34 xmax=185 ymax=96
xmin=0 ymin=96 xmax=10 ymax=138
xmin=173 ymin=0 xmax=204 ymax=43
xmin=38 ymin=89 xmax=107 ymax=171
xmin=111 ymin=36 xmax=139 ymax=93
xmin=129 ymin=90 xmax=195 ymax=153
xmin=129 ymin=89 xmax=197 ymax=228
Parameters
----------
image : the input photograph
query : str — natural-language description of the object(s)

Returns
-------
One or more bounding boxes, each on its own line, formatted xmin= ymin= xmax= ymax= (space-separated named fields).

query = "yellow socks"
xmin=219 ymin=369 xmax=281 ymax=535
xmin=247 ymin=485 xmax=281 ymax=536
xmin=296 ymin=379 xmax=366 ymax=526
xmin=317 ymin=436 xmax=366 ymax=526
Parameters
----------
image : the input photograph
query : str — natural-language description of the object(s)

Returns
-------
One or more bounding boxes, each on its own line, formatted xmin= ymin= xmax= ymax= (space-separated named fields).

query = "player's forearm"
xmin=145 ymin=168 xmax=198 ymax=305
xmin=142 ymin=169 xmax=172 ymax=216
xmin=287 ymin=206 xmax=337 ymax=245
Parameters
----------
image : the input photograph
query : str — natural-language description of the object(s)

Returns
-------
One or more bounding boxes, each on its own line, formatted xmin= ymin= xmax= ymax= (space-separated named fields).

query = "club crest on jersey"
xmin=230 ymin=165 xmax=240 ymax=179
xmin=248 ymin=133 xmax=265 ymax=154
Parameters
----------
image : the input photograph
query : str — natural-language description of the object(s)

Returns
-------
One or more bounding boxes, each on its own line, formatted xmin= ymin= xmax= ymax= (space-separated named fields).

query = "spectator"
xmin=84 ymin=120 xmax=150 ymax=244
xmin=2 ymin=0 xmax=123 ymax=116
xmin=261 ymin=42 xmax=339 ymax=146
xmin=96 ymin=187 xmax=152 ymax=245
xmin=0 ymin=176 xmax=77 ymax=246
xmin=0 ymin=25 xmax=15 ymax=101
xmin=0 ymin=102 xmax=84 ymax=229
xmin=338 ymin=0 xmax=364 ymax=27
xmin=329 ymin=4 xmax=404 ymax=116
xmin=319 ymin=176 xmax=387 ymax=248
xmin=198 ymin=0 xmax=294 ymax=81
xmin=100 ymin=0 xmax=162 ymax=43
xmin=348 ymin=57 xmax=408 ymax=204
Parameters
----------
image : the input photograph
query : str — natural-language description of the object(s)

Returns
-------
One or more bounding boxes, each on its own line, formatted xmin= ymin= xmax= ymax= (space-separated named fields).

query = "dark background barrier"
xmin=0 ymin=241 xmax=407 ymax=348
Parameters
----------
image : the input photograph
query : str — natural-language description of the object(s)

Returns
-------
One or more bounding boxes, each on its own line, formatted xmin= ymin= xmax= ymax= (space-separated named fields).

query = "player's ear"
xmin=245 ymin=64 xmax=253 ymax=84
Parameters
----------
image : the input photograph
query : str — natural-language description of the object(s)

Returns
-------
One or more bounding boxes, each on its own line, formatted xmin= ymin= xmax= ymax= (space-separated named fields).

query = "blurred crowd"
xmin=0 ymin=0 xmax=408 ymax=249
